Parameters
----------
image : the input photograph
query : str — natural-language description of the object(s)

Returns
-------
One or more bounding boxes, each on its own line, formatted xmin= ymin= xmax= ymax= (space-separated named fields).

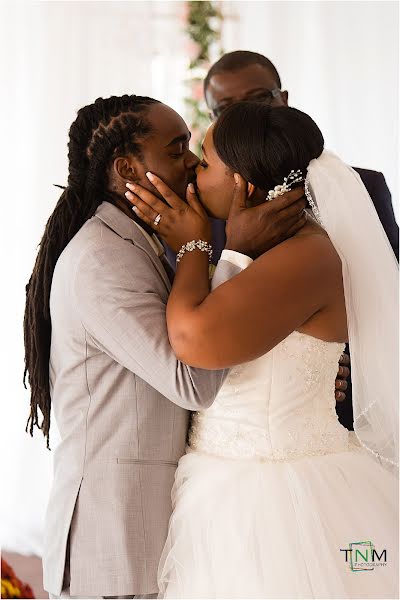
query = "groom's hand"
xmin=225 ymin=173 xmax=307 ymax=258
xmin=335 ymin=352 xmax=350 ymax=402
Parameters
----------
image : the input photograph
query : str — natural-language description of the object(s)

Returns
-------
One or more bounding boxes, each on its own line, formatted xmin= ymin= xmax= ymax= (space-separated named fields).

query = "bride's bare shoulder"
xmin=257 ymin=227 xmax=342 ymax=278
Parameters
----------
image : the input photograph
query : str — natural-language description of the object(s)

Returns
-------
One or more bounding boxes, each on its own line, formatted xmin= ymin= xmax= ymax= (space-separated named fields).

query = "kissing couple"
xmin=24 ymin=95 xmax=398 ymax=599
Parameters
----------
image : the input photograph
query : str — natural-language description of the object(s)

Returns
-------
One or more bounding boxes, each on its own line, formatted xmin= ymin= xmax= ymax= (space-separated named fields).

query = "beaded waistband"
xmin=189 ymin=413 xmax=353 ymax=462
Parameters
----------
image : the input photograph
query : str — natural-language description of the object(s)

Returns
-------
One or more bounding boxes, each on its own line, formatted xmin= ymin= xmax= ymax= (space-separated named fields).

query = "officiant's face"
xmin=205 ymin=64 xmax=288 ymax=120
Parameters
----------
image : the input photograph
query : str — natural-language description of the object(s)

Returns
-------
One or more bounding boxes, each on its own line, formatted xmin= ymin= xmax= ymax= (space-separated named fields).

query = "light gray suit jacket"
xmin=42 ymin=201 xmax=246 ymax=597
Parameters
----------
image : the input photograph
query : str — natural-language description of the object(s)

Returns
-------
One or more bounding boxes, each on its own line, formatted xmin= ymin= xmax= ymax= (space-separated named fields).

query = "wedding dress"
xmin=157 ymin=329 xmax=398 ymax=598
xmin=157 ymin=152 xmax=398 ymax=599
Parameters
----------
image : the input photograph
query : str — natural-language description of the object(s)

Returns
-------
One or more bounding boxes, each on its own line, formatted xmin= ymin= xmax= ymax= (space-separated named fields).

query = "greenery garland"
xmin=184 ymin=1 xmax=224 ymax=154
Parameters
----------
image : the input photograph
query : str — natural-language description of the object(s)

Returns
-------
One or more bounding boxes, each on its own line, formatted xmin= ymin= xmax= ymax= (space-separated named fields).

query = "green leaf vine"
xmin=184 ymin=1 xmax=224 ymax=155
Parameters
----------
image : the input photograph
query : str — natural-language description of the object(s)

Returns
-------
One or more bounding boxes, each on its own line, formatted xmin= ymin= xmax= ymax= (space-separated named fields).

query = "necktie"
xmin=159 ymin=252 xmax=175 ymax=284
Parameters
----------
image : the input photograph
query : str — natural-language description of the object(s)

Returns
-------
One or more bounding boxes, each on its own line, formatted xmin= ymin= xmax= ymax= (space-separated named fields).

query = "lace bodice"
xmin=189 ymin=331 xmax=357 ymax=461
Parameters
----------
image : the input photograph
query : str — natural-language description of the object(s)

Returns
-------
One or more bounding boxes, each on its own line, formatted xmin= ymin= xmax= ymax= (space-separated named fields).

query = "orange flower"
xmin=1 ymin=559 xmax=35 ymax=599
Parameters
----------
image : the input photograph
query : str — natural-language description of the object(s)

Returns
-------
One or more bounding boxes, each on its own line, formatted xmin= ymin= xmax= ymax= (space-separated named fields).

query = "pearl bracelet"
xmin=176 ymin=240 xmax=213 ymax=264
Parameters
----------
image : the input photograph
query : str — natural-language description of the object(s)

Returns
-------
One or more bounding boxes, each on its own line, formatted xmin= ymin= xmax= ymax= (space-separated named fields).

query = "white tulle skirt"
xmin=158 ymin=442 xmax=398 ymax=599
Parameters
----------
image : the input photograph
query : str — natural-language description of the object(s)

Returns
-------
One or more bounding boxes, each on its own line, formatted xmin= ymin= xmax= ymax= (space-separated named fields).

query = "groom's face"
xmin=138 ymin=103 xmax=199 ymax=200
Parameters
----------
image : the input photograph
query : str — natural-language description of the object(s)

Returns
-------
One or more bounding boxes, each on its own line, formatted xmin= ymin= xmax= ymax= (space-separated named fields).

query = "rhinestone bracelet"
xmin=176 ymin=240 xmax=213 ymax=264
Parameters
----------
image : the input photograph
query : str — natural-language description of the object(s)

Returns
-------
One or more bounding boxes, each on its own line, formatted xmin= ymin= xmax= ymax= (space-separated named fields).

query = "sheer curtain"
xmin=1 ymin=0 xmax=397 ymax=556
xmin=221 ymin=0 xmax=399 ymax=214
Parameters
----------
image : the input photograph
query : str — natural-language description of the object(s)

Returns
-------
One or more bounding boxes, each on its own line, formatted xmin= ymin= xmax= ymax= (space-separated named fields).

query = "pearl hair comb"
xmin=266 ymin=169 xmax=303 ymax=201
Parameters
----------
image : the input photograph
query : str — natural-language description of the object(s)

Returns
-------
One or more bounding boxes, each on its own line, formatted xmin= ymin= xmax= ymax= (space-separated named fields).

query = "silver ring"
xmin=153 ymin=213 xmax=162 ymax=226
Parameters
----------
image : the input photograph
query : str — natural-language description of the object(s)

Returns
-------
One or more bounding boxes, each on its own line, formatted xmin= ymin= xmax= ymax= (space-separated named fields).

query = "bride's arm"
xmin=166 ymin=231 xmax=337 ymax=369
xmin=125 ymin=174 xmax=330 ymax=369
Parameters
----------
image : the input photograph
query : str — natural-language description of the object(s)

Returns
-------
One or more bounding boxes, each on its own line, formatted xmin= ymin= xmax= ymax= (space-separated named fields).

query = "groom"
xmin=43 ymin=99 xmax=307 ymax=599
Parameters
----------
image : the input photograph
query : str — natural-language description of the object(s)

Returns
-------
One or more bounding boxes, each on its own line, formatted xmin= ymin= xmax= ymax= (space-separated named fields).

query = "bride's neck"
xmin=294 ymin=210 xmax=327 ymax=238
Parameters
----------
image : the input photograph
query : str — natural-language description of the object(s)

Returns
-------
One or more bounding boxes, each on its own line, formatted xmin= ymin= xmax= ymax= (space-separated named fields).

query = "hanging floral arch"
xmin=184 ymin=1 xmax=224 ymax=154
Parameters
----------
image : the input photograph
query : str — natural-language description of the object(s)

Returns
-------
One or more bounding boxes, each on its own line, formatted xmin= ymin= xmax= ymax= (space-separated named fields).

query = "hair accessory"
xmin=266 ymin=169 xmax=303 ymax=201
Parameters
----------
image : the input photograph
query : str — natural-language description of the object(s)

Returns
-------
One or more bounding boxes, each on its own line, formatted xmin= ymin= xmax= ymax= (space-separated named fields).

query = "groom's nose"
xmin=185 ymin=150 xmax=200 ymax=171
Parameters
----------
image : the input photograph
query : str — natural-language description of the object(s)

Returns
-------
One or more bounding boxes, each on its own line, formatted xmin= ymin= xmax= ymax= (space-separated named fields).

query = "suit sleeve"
xmin=73 ymin=242 xmax=244 ymax=411
xmin=210 ymin=218 xmax=227 ymax=264
xmin=365 ymin=172 xmax=399 ymax=260
xmin=211 ymin=250 xmax=253 ymax=290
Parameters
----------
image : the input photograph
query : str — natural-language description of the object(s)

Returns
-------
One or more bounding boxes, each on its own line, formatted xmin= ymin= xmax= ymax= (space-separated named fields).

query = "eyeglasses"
xmin=211 ymin=88 xmax=282 ymax=120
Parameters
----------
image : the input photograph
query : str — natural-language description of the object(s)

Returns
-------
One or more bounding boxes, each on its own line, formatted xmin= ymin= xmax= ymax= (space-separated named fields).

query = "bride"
xmin=125 ymin=103 xmax=398 ymax=599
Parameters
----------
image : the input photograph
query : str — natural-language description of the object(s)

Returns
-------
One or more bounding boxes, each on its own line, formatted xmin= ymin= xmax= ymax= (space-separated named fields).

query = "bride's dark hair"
xmin=213 ymin=103 xmax=324 ymax=192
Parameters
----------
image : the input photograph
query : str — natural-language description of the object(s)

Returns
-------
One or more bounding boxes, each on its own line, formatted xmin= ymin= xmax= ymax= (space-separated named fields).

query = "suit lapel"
xmin=95 ymin=201 xmax=172 ymax=292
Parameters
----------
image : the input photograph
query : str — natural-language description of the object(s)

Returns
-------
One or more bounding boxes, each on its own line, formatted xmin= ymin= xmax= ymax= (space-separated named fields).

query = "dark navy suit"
xmin=165 ymin=168 xmax=398 ymax=431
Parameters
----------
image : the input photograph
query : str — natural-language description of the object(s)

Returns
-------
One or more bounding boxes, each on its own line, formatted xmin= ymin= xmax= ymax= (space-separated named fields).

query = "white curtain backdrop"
xmin=0 ymin=0 xmax=398 ymax=556
xmin=221 ymin=0 xmax=399 ymax=208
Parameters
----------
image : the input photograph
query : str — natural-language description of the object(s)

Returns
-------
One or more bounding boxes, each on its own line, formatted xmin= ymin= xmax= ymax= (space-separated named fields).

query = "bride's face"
xmin=195 ymin=125 xmax=236 ymax=220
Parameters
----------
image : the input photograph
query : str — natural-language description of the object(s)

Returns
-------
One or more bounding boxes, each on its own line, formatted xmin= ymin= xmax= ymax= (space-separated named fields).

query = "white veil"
xmin=305 ymin=150 xmax=399 ymax=473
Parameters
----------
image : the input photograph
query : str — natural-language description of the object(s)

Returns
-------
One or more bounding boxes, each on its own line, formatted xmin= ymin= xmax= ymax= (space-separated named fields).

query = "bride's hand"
xmin=125 ymin=173 xmax=211 ymax=253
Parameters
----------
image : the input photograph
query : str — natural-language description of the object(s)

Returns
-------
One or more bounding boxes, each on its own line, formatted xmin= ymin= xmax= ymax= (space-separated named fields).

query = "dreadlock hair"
xmin=23 ymin=94 xmax=160 ymax=448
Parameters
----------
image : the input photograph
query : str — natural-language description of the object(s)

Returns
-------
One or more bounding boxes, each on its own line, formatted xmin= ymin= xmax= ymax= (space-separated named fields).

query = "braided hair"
xmin=23 ymin=94 xmax=160 ymax=448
